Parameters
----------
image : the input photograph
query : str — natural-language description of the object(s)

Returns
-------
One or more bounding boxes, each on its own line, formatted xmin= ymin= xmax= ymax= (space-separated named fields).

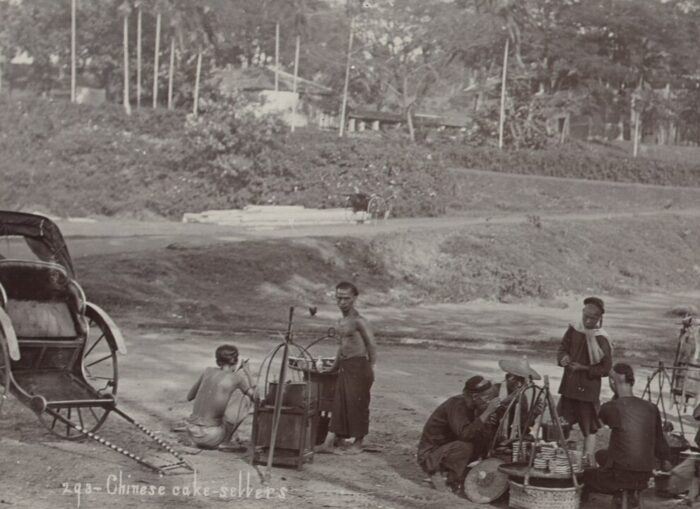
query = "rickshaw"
xmin=0 ymin=211 xmax=191 ymax=474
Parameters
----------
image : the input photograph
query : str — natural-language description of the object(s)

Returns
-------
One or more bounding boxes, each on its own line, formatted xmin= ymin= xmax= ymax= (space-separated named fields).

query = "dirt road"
xmin=57 ymin=205 xmax=700 ymax=259
xmin=0 ymin=324 xmax=687 ymax=509
xmin=2 ymin=315 xmax=692 ymax=509
xmin=3 ymin=179 xmax=700 ymax=508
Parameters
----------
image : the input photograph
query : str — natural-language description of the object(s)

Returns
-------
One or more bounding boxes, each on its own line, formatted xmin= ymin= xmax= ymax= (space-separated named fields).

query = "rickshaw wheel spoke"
xmin=84 ymin=334 xmax=105 ymax=358
xmin=41 ymin=405 xmax=110 ymax=441
xmin=85 ymin=354 xmax=113 ymax=369
xmin=50 ymin=411 xmax=59 ymax=430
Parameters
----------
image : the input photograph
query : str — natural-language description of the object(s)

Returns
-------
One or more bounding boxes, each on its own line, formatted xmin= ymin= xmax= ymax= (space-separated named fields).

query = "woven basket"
xmin=508 ymin=480 xmax=581 ymax=509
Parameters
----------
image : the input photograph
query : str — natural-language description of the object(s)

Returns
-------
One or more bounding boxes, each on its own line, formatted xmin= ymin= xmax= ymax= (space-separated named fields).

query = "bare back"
xmin=188 ymin=367 xmax=250 ymax=427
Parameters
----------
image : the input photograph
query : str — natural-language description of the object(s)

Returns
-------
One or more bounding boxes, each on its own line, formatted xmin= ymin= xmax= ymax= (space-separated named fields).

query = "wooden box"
xmin=251 ymin=403 xmax=317 ymax=468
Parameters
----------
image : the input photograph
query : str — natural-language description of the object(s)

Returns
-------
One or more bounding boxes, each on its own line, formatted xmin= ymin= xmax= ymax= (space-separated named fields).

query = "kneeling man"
xmin=583 ymin=363 xmax=671 ymax=507
xmin=417 ymin=376 xmax=501 ymax=494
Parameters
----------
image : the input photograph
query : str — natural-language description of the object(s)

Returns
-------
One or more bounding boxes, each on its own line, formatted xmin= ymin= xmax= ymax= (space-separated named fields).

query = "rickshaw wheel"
xmin=38 ymin=311 xmax=118 ymax=440
xmin=0 ymin=330 xmax=10 ymax=414
xmin=82 ymin=310 xmax=119 ymax=399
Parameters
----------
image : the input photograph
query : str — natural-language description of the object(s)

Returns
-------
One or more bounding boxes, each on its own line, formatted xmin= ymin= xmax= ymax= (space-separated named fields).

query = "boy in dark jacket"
xmin=557 ymin=296 xmax=613 ymax=465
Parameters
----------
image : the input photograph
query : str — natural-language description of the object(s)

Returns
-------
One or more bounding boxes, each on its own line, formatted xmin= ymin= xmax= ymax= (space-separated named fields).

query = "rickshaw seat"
xmin=0 ymin=260 xmax=83 ymax=339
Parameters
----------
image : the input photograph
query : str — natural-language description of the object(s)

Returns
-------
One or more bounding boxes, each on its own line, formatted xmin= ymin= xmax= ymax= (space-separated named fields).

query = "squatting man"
xmin=185 ymin=344 xmax=256 ymax=451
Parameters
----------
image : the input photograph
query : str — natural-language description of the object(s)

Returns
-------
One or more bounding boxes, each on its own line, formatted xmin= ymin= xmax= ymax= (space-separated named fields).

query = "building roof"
xmin=348 ymin=109 xmax=469 ymax=128
xmin=216 ymin=66 xmax=333 ymax=96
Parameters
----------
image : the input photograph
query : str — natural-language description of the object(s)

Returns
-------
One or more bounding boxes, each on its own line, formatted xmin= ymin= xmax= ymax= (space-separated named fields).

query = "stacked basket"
xmin=508 ymin=481 xmax=582 ymax=509
xmin=512 ymin=441 xmax=533 ymax=463
xmin=528 ymin=443 xmax=583 ymax=474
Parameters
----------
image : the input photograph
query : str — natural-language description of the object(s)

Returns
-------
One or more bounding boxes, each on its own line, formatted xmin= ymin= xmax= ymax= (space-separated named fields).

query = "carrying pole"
xmin=265 ymin=307 xmax=294 ymax=480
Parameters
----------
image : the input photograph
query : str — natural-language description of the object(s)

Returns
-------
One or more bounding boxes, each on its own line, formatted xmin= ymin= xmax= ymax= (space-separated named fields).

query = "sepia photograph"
xmin=2 ymin=0 xmax=700 ymax=507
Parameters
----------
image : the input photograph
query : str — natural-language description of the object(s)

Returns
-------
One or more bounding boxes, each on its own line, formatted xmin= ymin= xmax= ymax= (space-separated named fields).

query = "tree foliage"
xmin=3 ymin=0 xmax=700 ymax=144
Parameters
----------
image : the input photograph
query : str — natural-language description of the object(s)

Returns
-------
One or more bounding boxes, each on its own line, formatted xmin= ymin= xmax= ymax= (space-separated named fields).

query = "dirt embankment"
xmin=75 ymin=213 xmax=700 ymax=347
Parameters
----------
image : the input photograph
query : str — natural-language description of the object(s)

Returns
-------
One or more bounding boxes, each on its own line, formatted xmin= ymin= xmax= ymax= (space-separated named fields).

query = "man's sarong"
xmin=329 ymin=356 xmax=373 ymax=439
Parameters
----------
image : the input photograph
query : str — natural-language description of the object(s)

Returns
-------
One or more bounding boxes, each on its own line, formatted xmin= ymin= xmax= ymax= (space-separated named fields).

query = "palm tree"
xmin=167 ymin=4 xmax=180 ymax=109
xmin=153 ymin=0 xmax=170 ymax=108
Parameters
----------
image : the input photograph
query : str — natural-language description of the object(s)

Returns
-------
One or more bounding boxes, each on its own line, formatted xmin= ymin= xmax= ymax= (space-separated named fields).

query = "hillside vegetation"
xmin=2 ymin=98 xmax=700 ymax=219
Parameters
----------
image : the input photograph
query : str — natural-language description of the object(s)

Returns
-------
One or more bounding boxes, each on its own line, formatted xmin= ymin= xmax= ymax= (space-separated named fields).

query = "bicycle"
xmin=343 ymin=192 xmax=392 ymax=225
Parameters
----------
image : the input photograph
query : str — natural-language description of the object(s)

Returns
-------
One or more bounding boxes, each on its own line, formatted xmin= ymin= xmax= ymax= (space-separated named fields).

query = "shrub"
xmin=257 ymin=130 xmax=452 ymax=217
xmin=184 ymin=95 xmax=289 ymax=207
xmin=441 ymin=141 xmax=700 ymax=186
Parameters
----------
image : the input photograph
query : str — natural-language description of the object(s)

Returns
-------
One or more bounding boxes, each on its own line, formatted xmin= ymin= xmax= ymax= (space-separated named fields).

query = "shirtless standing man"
xmin=318 ymin=281 xmax=377 ymax=454
xmin=186 ymin=344 xmax=257 ymax=450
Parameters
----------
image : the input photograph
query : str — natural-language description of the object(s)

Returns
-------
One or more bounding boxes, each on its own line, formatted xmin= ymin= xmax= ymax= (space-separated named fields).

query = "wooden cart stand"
xmin=288 ymin=328 xmax=338 ymax=446
xmin=249 ymin=309 xmax=318 ymax=470
xmin=250 ymin=398 xmax=316 ymax=468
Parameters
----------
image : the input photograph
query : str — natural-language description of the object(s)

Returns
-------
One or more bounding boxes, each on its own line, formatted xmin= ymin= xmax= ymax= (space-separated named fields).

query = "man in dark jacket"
xmin=557 ymin=296 xmax=613 ymax=465
xmin=583 ymin=363 xmax=671 ymax=508
xmin=417 ymin=376 xmax=501 ymax=495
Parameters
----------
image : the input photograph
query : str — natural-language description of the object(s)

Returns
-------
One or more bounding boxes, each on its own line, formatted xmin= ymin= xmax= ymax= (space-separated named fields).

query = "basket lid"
xmin=464 ymin=458 xmax=509 ymax=503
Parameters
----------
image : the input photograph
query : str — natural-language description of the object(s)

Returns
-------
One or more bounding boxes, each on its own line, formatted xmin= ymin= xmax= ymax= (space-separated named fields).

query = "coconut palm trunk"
xmin=153 ymin=10 xmax=161 ymax=108
xmin=71 ymin=0 xmax=77 ymax=103
xmin=136 ymin=4 xmax=142 ymax=108
xmin=167 ymin=36 xmax=175 ymax=110
xmin=123 ymin=9 xmax=131 ymax=115
xmin=193 ymin=51 xmax=202 ymax=117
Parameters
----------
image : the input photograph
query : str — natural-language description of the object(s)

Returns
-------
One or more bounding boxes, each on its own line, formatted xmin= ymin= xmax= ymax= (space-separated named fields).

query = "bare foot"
xmin=429 ymin=473 xmax=451 ymax=493
xmin=218 ymin=443 xmax=247 ymax=453
xmin=341 ymin=446 xmax=363 ymax=455
xmin=315 ymin=445 xmax=336 ymax=454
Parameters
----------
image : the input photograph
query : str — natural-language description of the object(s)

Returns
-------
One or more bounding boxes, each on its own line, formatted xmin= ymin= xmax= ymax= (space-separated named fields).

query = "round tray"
xmin=498 ymin=462 xmax=584 ymax=480
xmin=464 ymin=458 xmax=509 ymax=503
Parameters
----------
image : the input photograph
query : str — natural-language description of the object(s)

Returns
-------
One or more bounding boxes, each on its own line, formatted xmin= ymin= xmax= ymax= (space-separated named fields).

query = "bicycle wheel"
xmin=367 ymin=196 xmax=387 ymax=224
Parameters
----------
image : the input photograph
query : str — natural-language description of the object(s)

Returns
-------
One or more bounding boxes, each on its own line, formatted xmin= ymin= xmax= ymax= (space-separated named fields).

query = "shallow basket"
xmin=508 ymin=480 xmax=581 ymax=509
